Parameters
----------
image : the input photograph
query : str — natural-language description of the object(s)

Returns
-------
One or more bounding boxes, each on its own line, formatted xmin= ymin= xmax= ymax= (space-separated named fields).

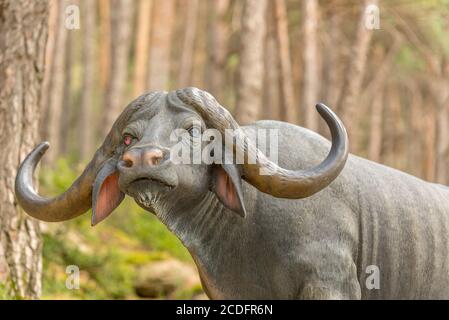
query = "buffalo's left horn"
xmin=175 ymin=87 xmax=349 ymax=199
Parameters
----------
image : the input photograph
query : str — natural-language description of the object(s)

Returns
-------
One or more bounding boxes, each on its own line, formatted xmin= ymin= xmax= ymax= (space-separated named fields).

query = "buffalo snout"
xmin=122 ymin=146 xmax=166 ymax=168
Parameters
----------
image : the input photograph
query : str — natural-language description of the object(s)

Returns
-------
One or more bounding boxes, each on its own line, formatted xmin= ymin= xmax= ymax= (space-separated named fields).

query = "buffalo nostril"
xmin=122 ymin=152 xmax=137 ymax=168
xmin=143 ymin=149 xmax=164 ymax=166
xmin=123 ymin=159 xmax=133 ymax=168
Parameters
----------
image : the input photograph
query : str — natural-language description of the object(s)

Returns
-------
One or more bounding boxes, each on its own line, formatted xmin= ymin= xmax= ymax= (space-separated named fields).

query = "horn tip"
xmin=37 ymin=141 xmax=50 ymax=151
xmin=315 ymin=103 xmax=339 ymax=121
xmin=33 ymin=141 xmax=50 ymax=157
xmin=315 ymin=102 xmax=330 ymax=112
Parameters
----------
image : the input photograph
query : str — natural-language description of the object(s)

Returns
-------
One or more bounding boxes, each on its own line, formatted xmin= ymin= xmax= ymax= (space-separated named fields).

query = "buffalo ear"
xmin=211 ymin=164 xmax=247 ymax=217
xmin=91 ymin=161 xmax=125 ymax=226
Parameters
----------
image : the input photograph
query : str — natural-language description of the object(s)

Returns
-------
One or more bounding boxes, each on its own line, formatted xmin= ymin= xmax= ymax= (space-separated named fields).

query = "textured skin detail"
xmin=15 ymin=88 xmax=449 ymax=299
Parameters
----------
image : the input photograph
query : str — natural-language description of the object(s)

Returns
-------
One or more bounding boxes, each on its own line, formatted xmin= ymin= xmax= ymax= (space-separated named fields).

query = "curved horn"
xmin=15 ymin=142 xmax=105 ymax=222
xmin=15 ymin=91 xmax=163 ymax=222
xmin=176 ymin=87 xmax=349 ymax=199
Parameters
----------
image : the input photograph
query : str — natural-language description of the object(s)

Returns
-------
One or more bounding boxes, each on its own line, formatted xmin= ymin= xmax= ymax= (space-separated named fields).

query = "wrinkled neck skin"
xmin=150 ymin=191 xmax=252 ymax=299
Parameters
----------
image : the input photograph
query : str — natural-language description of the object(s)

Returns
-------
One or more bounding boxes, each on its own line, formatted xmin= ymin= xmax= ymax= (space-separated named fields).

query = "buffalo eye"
xmin=123 ymin=135 xmax=134 ymax=146
xmin=188 ymin=127 xmax=201 ymax=138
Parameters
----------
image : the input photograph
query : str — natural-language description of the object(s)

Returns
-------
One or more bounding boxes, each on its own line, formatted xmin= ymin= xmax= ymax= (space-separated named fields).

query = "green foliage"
xmin=109 ymin=200 xmax=192 ymax=262
xmin=427 ymin=14 xmax=449 ymax=54
xmin=40 ymin=158 xmax=197 ymax=299
xmin=0 ymin=283 xmax=9 ymax=300
xmin=0 ymin=278 xmax=25 ymax=300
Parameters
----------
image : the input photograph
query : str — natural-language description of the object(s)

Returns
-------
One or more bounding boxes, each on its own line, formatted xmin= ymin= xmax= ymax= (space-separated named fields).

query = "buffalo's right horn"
xmin=14 ymin=91 xmax=165 ymax=222
xmin=14 ymin=142 xmax=107 ymax=222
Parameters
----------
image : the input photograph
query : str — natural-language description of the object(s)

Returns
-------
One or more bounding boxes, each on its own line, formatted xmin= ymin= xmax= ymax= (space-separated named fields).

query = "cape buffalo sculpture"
xmin=15 ymin=87 xmax=449 ymax=299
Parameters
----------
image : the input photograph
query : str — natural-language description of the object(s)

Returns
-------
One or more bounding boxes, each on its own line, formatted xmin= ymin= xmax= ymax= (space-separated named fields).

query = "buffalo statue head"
xmin=15 ymin=87 xmax=348 ymax=226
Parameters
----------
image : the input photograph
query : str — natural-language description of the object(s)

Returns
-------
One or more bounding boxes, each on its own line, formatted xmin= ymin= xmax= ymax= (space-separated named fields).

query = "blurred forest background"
xmin=1 ymin=0 xmax=449 ymax=299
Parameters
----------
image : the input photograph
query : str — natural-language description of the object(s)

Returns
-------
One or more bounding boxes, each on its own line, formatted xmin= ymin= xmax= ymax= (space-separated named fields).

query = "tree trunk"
xmin=385 ymin=84 xmax=404 ymax=169
xmin=337 ymin=0 xmax=378 ymax=153
xmin=291 ymin=27 xmax=303 ymax=123
xmin=178 ymin=0 xmax=199 ymax=88
xmin=147 ymin=0 xmax=175 ymax=91
xmin=102 ymin=0 xmax=134 ymax=136
xmin=40 ymin=0 xmax=58 ymax=139
xmin=323 ymin=10 xmax=343 ymax=109
xmin=302 ymin=0 xmax=320 ymax=131
xmin=263 ymin=1 xmax=281 ymax=120
xmin=80 ymin=0 xmax=96 ymax=160
xmin=98 ymin=0 xmax=111 ymax=94
xmin=368 ymin=87 xmax=384 ymax=162
xmin=273 ymin=0 xmax=296 ymax=124
xmin=435 ymin=61 xmax=449 ymax=184
xmin=44 ymin=0 xmax=69 ymax=163
xmin=191 ymin=1 xmax=207 ymax=89
xmin=133 ymin=0 xmax=152 ymax=97
xmin=59 ymin=20 xmax=73 ymax=156
xmin=366 ymin=44 xmax=396 ymax=162
xmin=206 ymin=0 xmax=229 ymax=101
xmin=235 ymin=0 xmax=268 ymax=124
xmin=407 ymin=82 xmax=424 ymax=178
xmin=423 ymin=98 xmax=436 ymax=182
xmin=0 ymin=0 xmax=47 ymax=299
